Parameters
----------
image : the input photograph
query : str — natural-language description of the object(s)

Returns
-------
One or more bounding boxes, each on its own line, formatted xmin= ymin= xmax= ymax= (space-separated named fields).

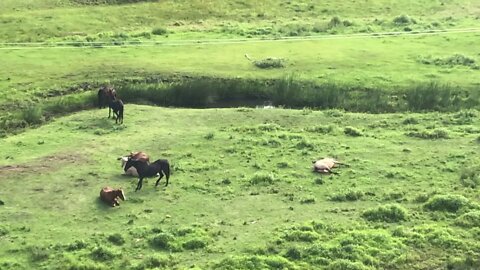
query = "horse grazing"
xmin=109 ymin=99 xmax=124 ymax=124
xmin=118 ymin=152 xmax=150 ymax=177
xmin=125 ymin=159 xmax=171 ymax=191
xmin=98 ymin=86 xmax=117 ymax=111
xmin=100 ymin=187 xmax=126 ymax=207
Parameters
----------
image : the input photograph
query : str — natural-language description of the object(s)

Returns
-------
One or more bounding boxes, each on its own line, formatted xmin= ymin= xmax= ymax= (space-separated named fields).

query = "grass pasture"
xmin=0 ymin=106 xmax=479 ymax=269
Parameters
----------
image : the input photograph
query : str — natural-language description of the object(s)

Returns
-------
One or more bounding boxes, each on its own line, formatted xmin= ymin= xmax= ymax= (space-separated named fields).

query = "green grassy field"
xmin=0 ymin=106 xmax=479 ymax=269
xmin=1 ymin=1 xmax=480 ymax=269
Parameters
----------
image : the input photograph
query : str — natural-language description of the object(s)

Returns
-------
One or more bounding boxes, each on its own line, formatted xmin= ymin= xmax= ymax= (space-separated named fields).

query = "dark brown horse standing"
xmin=100 ymin=187 xmax=126 ymax=207
xmin=97 ymin=86 xmax=117 ymax=118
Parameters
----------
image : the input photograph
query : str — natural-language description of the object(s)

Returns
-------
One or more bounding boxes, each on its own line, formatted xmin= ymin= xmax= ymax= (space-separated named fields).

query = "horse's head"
xmin=123 ymin=156 xmax=135 ymax=171
xmin=117 ymin=189 xmax=126 ymax=201
xmin=118 ymin=156 xmax=129 ymax=169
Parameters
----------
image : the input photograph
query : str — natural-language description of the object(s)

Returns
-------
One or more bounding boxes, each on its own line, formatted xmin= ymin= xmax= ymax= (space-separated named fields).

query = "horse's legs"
xmin=108 ymin=106 xmax=112 ymax=118
xmin=155 ymin=172 xmax=164 ymax=187
xmin=135 ymin=178 xmax=144 ymax=191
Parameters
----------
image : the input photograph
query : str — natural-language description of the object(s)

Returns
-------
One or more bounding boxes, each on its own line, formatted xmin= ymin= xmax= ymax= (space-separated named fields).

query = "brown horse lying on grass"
xmin=100 ymin=187 xmax=126 ymax=207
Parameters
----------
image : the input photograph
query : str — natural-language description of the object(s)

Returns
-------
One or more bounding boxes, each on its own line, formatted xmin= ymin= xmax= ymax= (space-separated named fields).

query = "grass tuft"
xmin=362 ymin=204 xmax=408 ymax=222
xmin=424 ymin=194 xmax=471 ymax=213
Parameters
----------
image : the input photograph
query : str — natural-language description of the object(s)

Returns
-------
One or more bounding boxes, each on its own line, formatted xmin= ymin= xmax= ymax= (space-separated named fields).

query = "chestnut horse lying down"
xmin=100 ymin=187 xmax=126 ymax=207
xmin=118 ymin=151 xmax=150 ymax=177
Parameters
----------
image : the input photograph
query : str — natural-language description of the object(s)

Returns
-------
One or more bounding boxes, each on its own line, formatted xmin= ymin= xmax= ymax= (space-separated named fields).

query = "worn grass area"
xmin=0 ymin=105 xmax=479 ymax=269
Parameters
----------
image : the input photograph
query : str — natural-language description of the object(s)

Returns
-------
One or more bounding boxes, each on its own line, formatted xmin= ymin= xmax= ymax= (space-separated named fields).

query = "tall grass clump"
xmin=28 ymin=246 xmax=50 ymax=262
xmin=134 ymin=255 xmax=176 ymax=270
xmin=253 ymin=58 xmax=285 ymax=69
xmin=406 ymin=128 xmax=450 ymax=139
xmin=249 ymin=173 xmax=276 ymax=186
xmin=362 ymin=204 xmax=408 ymax=222
xmin=424 ymin=194 xmax=472 ymax=213
xmin=460 ymin=166 xmax=480 ymax=188
xmin=393 ymin=15 xmax=416 ymax=25
xmin=150 ymin=233 xmax=181 ymax=251
xmin=455 ymin=211 xmax=480 ymax=228
xmin=21 ymin=105 xmax=43 ymax=125
xmin=90 ymin=246 xmax=117 ymax=261
xmin=151 ymin=26 xmax=168 ymax=35
xmin=329 ymin=190 xmax=364 ymax=201
xmin=344 ymin=126 xmax=363 ymax=137
xmin=404 ymin=83 xmax=464 ymax=111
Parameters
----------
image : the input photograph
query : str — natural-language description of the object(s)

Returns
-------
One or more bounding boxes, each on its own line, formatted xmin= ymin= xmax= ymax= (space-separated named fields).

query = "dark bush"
xmin=406 ymin=129 xmax=450 ymax=139
xmin=28 ymin=246 xmax=50 ymax=262
xmin=362 ymin=204 xmax=408 ymax=222
xmin=66 ymin=240 xmax=88 ymax=251
xmin=107 ymin=233 xmax=125 ymax=245
xmin=182 ymin=238 xmax=207 ymax=250
xmin=329 ymin=190 xmax=364 ymax=201
xmin=327 ymin=259 xmax=371 ymax=270
xmin=424 ymin=194 xmax=471 ymax=213
xmin=151 ymin=26 xmax=168 ymax=35
xmin=455 ymin=211 xmax=480 ymax=228
xmin=151 ymin=233 xmax=176 ymax=250
xmin=393 ymin=15 xmax=415 ymax=25
xmin=253 ymin=58 xmax=285 ymax=69
xmin=21 ymin=105 xmax=43 ymax=125
xmin=344 ymin=126 xmax=363 ymax=137
xmin=90 ymin=246 xmax=117 ymax=261
xmin=250 ymin=173 xmax=276 ymax=185
xmin=460 ymin=166 xmax=480 ymax=188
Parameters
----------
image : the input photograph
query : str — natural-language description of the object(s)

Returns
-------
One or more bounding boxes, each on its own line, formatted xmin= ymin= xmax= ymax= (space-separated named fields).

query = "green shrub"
xmin=107 ymin=233 xmax=125 ymax=245
xmin=402 ymin=117 xmax=419 ymax=125
xmin=28 ymin=246 xmax=50 ymax=262
xmin=151 ymin=26 xmax=168 ymax=35
xmin=344 ymin=126 xmax=363 ymax=137
xmin=134 ymin=255 xmax=176 ymax=270
xmin=212 ymin=255 xmax=296 ymax=270
xmin=249 ymin=173 xmax=276 ymax=186
xmin=204 ymin=132 xmax=215 ymax=140
xmin=362 ymin=204 xmax=408 ymax=222
xmin=90 ymin=246 xmax=117 ymax=261
xmin=328 ymin=16 xmax=343 ymax=28
xmin=21 ymin=105 xmax=44 ymax=125
xmin=327 ymin=259 xmax=371 ymax=270
xmin=0 ymin=226 xmax=8 ymax=236
xmin=393 ymin=15 xmax=415 ymax=25
xmin=66 ymin=240 xmax=88 ymax=251
xmin=151 ymin=233 xmax=176 ymax=250
xmin=300 ymin=196 xmax=316 ymax=204
xmin=455 ymin=211 xmax=480 ymax=228
xmin=182 ymin=238 xmax=207 ymax=250
xmin=253 ymin=58 xmax=285 ymax=69
xmin=460 ymin=166 xmax=480 ymax=188
xmin=305 ymin=125 xmax=335 ymax=134
xmin=283 ymin=230 xmax=319 ymax=242
xmin=424 ymin=194 xmax=471 ymax=213
xmin=406 ymin=128 xmax=450 ymax=139
xmin=329 ymin=190 xmax=364 ymax=202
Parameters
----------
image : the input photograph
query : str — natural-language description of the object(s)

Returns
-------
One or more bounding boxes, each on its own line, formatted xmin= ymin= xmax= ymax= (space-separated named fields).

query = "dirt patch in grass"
xmin=0 ymin=152 xmax=88 ymax=178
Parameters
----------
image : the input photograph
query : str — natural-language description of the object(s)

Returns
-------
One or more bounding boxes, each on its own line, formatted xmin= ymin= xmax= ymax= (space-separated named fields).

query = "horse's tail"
xmin=97 ymin=89 xmax=104 ymax=108
xmin=119 ymin=101 xmax=124 ymax=120
xmin=163 ymin=160 xmax=170 ymax=186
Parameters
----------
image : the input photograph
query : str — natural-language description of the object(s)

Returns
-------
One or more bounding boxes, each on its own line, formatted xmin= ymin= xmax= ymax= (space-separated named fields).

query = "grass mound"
xmin=362 ymin=204 xmax=408 ymax=222
xmin=424 ymin=195 xmax=472 ymax=213
xmin=455 ymin=211 xmax=480 ymax=228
